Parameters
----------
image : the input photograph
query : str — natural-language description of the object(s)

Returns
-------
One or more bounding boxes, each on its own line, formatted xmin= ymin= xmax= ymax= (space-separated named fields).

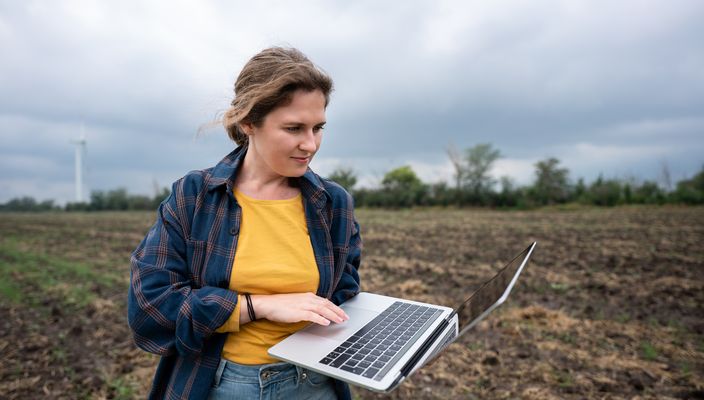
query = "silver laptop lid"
xmin=393 ymin=242 xmax=537 ymax=384
xmin=454 ymin=241 xmax=536 ymax=337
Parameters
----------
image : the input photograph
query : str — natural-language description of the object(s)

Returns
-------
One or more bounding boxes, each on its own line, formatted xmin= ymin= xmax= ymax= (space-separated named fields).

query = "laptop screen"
xmin=454 ymin=242 xmax=535 ymax=337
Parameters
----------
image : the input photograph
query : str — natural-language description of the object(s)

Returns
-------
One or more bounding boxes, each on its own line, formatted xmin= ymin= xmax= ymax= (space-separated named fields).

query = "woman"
xmin=128 ymin=47 xmax=361 ymax=400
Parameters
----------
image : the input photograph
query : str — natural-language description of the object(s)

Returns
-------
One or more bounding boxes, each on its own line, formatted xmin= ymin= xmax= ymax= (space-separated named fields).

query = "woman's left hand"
xmin=248 ymin=292 xmax=350 ymax=326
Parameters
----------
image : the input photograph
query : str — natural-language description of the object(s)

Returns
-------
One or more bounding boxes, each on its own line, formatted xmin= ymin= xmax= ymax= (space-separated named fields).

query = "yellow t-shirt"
xmin=218 ymin=189 xmax=319 ymax=364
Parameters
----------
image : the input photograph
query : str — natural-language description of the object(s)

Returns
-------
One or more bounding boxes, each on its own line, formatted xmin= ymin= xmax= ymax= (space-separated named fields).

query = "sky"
xmin=1 ymin=0 xmax=703 ymax=204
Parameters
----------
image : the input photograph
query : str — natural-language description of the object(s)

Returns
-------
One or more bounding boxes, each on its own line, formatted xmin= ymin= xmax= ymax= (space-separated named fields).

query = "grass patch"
xmin=679 ymin=361 xmax=692 ymax=378
xmin=549 ymin=282 xmax=570 ymax=293
xmin=0 ymin=241 xmax=121 ymax=308
xmin=466 ymin=341 xmax=484 ymax=351
xmin=555 ymin=369 xmax=574 ymax=389
xmin=640 ymin=341 xmax=658 ymax=361
xmin=474 ymin=377 xmax=489 ymax=389
xmin=107 ymin=377 xmax=136 ymax=400
xmin=616 ymin=312 xmax=631 ymax=323
xmin=0 ymin=277 xmax=23 ymax=303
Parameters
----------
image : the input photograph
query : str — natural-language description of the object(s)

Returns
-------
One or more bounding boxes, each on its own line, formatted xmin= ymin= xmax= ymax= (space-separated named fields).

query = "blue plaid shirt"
xmin=128 ymin=146 xmax=361 ymax=399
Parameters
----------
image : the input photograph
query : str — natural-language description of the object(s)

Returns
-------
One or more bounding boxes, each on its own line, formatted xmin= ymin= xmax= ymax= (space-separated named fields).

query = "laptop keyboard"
xmin=319 ymin=301 xmax=442 ymax=381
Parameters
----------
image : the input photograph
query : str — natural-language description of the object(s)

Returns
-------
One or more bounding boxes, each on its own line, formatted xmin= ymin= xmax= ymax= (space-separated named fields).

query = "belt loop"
xmin=295 ymin=365 xmax=303 ymax=384
xmin=212 ymin=358 xmax=227 ymax=388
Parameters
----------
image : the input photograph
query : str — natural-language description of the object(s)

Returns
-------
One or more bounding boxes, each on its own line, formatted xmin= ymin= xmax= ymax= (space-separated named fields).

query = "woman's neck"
xmin=235 ymin=151 xmax=300 ymax=200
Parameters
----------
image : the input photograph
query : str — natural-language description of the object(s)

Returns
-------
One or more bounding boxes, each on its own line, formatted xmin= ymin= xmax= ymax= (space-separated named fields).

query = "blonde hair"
xmin=223 ymin=47 xmax=334 ymax=146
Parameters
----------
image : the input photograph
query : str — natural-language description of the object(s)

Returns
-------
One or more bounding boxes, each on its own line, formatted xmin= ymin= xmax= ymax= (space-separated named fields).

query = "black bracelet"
xmin=244 ymin=293 xmax=256 ymax=322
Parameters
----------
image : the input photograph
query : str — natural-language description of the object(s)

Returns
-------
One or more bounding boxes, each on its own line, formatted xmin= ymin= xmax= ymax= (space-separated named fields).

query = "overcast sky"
xmin=1 ymin=0 xmax=703 ymax=204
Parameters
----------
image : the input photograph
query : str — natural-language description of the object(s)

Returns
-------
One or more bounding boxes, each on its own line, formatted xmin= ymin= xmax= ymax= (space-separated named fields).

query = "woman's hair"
xmin=223 ymin=47 xmax=334 ymax=146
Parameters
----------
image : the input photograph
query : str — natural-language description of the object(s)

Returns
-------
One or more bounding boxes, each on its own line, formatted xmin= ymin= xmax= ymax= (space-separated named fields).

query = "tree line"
xmin=0 ymin=187 xmax=171 ymax=212
xmin=1 ymin=143 xmax=702 ymax=211
xmin=328 ymin=143 xmax=704 ymax=208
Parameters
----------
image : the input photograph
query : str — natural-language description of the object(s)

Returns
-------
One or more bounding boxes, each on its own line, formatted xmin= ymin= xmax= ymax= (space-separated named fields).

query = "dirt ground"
xmin=1 ymin=206 xmax=702 ymax=399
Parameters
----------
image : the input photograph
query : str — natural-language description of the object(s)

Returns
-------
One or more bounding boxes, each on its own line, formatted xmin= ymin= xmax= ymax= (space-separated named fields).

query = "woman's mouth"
xmin=291 ymin=156 xmax=309 ymax=164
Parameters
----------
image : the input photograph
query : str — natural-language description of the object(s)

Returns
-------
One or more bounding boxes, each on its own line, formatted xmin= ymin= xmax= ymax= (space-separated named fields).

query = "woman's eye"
xmin=286 ymin=126 xmax=301 ymax=133
xmin=313 ymin=126 xmax=325 ymax=133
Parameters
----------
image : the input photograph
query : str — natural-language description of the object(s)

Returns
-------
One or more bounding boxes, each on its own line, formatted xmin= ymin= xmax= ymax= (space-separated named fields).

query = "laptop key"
xmin=320 ymin=357 xmax=334 ymax=365
xmin=340 ymin=365 xmax=365 ymax=375
xmin=330 ymin=354 xmax=351 ymax=367
xmin=362 ymin=368 xmax=380 ymax=379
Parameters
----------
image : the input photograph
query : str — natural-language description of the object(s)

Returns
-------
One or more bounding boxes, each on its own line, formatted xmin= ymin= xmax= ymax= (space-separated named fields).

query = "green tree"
xmin=532 ymin=157 xmax=571 ymax=205
xmin=496 ymin=176 xmax=519 ymax=207
xmin=327 ymin=167 xmax=358 ymax=192
xmin=381 ymin=165 xmax=426 ymax=207
xmin=462 ymin=143 xmax=501 ymax=204
xmin=574 ymin=178 xmax=587 ymax=203
xmin=673 ymin=165 xmax=704 ymax=204
xmin=446 ymin=144 xmax=465 ymax=206
xmin=588 ymin=175 xmax=623 ymax=206
xmin=633 ymin=181 xmax=666 ymax=204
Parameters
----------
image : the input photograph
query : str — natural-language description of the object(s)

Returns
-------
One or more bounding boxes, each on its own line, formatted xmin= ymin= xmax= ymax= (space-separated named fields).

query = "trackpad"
xmin=304 ymin=307 xmax=379 ymax=341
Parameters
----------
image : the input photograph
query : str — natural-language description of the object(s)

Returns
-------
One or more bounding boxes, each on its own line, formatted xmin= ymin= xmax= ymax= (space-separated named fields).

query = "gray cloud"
xmin=1 ymin=0 xmax=703 ymax=203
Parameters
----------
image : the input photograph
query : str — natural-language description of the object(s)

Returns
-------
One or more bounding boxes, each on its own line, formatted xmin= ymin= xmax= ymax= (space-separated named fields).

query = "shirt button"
xmin=229 ymin=226 xmax=239 ymax=235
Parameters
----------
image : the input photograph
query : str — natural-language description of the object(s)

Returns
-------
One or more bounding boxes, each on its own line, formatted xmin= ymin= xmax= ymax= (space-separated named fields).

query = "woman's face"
xmin=244 ymin=89 xmax=327 ymax=179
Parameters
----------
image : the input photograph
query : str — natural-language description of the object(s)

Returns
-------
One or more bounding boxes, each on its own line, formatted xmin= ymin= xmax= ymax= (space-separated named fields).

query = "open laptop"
xmin=269 ymin=242 xmax=537 ymax=392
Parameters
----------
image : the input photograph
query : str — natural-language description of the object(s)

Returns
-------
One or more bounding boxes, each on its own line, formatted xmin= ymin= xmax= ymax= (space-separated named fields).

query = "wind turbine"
xmin=71 ymin=124 xmax=87 ymax=202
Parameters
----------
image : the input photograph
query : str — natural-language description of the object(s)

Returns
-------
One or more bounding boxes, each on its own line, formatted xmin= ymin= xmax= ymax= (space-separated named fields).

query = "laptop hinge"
xmin=395 ymin=316 xmax=451 ymax=382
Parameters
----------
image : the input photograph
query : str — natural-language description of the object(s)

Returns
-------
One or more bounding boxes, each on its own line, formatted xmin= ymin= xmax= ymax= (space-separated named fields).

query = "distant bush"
xmin=0 ymin=197 xmax=59 ymax=212
xmin=672 ymin=165 xmax=704 ymax=204
xmin=64 ymin=187 xmax=171 ymax=211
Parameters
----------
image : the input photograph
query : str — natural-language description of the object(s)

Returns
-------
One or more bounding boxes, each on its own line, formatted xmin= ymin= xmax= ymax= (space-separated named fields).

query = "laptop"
xmin=268 ymin=242 xmax=537 ymax=392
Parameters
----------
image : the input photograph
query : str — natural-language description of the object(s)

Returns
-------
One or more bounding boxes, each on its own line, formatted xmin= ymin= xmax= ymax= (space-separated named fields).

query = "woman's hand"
xmin=248 ymin=292 xmax=349 ymax=326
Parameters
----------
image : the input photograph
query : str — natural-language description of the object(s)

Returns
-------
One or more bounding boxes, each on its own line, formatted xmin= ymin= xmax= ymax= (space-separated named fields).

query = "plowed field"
xmin=1 ymin=207 xmax=702 ymax=399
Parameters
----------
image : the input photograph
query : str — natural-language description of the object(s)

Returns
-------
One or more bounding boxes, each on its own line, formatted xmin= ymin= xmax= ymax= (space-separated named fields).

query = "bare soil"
xmin=1 ymin=207 xmax=702 ymax=399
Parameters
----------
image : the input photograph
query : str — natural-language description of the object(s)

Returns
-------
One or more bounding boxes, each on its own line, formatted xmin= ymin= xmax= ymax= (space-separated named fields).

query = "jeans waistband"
xmin=212 ymin=358 xmax=304 ymax=388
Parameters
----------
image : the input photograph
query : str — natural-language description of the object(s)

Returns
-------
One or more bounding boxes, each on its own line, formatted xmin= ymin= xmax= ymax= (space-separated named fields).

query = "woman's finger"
xmin=305 ymin=310 xmax=331 ymax=326
xmin=310 ymin=303 xmax=345 ymax=324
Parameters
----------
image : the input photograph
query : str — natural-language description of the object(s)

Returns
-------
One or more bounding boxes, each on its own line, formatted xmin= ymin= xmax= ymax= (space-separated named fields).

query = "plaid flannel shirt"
xmin=128 ymin=146 xmax=361 ymax=400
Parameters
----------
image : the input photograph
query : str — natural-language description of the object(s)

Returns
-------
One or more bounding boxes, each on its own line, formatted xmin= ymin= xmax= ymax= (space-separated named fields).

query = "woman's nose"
xmin=299 ymin=130 xmax=318 ymax=152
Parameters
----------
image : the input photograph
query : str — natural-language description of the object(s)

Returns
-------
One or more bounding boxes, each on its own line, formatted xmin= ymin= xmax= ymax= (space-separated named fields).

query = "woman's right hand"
xmin=248 ymin=292 xmax=349 ymax=326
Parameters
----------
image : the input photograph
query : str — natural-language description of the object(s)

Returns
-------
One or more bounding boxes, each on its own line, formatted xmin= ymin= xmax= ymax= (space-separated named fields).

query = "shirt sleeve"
xmin=331 ymin=217 xmax=362 ymax=306
xmin=127 ymin=184 xmax=239 ymax=357
xmin=215 ymin=294 xmax=242 ymax=333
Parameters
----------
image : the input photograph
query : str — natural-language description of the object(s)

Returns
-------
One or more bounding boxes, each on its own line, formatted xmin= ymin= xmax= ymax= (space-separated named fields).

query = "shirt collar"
xmin=207 ymin=146 xmax=328 ymax=207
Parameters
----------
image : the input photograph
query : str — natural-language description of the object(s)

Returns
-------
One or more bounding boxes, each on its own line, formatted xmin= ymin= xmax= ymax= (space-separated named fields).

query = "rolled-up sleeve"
xmin=127 ymin=185 xmax=238 ymax=358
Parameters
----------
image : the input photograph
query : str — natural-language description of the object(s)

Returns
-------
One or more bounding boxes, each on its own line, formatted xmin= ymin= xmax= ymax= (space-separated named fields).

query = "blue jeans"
xmin=207 ymin=358 xmax=338 ymax=400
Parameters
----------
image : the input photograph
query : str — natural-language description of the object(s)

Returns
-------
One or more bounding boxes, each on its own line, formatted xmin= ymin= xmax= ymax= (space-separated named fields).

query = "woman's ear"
xmin=240 ymin=121 xmax=254 ymax=136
